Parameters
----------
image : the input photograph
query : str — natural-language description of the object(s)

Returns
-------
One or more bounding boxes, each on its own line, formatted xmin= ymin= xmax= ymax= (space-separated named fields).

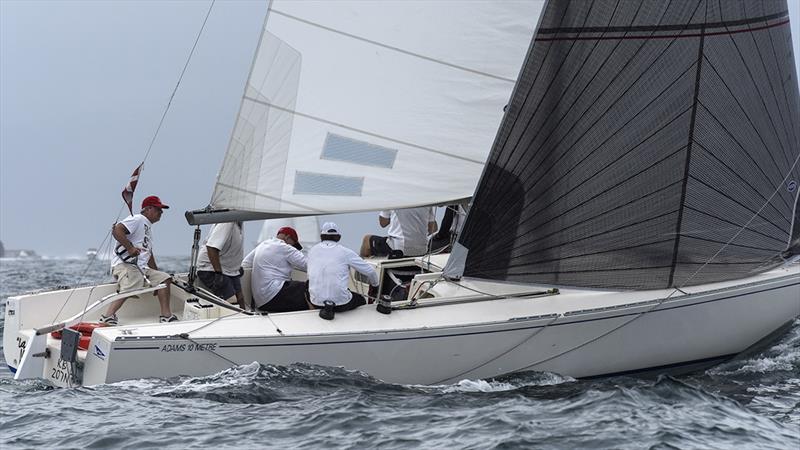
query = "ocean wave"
xmin=708 ymin=319 xmax=800 ymax=376
xmin=1 ymin=258 xmax=799 ymax=449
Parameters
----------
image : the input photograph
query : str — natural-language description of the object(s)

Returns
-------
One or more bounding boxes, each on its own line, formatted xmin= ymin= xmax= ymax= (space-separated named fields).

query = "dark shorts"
xmin=259 ymin=281 xmax=309 ymax=313
xmin=312 ymin=292 xmax=367 ymax=312
xmin=197 ymin=270 xmax=242 ymax=299
xmin=369 ymin=236 xmax=392 ymax=257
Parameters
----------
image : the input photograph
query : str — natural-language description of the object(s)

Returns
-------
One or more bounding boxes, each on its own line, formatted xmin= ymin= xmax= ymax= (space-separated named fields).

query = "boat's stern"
xmin=4 ymin=284 xmax=117 ymax=374
xmin=4 ymin=296 xmax=24 ymax=373
xmin=4 ymin=280 xmax=195 ymax=385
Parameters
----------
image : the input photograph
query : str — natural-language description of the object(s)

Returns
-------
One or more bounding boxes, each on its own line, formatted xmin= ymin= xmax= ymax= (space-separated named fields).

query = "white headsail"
xmin=189 ymin=0 xmax=543 ymax=224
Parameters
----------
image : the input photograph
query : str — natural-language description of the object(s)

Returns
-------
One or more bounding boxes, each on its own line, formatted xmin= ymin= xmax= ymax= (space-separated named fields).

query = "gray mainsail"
xmin=446 ymin=0 xmax=800 ymax=289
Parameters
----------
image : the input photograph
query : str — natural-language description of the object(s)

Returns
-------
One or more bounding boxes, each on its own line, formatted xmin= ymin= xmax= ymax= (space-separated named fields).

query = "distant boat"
xmin=86 ymin=248 xmax=98 ymax=260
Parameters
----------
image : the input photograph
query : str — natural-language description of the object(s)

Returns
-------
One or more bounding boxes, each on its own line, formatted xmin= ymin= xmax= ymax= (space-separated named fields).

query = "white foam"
xmin=710 ymin=349 xmax=799 ymax=375
xmin=442 ymin=379 xmax=517 ymax=393
xmin=736 ymin=355 xmax=796 ymax=374
xmin=171 ymin=361 xmax=262 ymax=392
xmin=107 ymin=377 xmax=167 ymax=390
xmin=439 ymin=372 xmax=574 ymax=393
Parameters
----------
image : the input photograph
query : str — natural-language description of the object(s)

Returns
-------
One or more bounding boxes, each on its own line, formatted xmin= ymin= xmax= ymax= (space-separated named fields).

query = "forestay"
xmin=447 ymin=0 xmax=800 ymax=289
xmin=189 ymin=0 xmax=543 ymax=224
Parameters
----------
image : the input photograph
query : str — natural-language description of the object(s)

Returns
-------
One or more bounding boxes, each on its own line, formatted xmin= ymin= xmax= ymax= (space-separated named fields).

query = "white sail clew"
xmin=209 ymin=0 xmax=543 ymax=219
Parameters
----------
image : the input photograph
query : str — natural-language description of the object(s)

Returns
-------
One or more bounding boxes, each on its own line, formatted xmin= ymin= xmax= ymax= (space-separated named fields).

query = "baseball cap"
xmin=320 ymin=222 xmax=341 ymax=235
xmin=277 ymin=226 xmax=302 ymax=250
xmin=141 ymin=195 xmax=169 ymax=209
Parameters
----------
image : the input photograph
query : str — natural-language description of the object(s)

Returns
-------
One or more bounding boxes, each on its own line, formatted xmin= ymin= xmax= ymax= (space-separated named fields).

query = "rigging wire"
xmin=141 ymin=0 xmax=216 ymax=164
xmin=429 ymin=152 xmax=800 ymax=380
xmin=44 ymin=0 xmax=218 ymax=330
xmin=669 ymin=151 xmax=800 ymax=293
xmin=506 ymin=151 xmax=800 ymax=374
xmin=48 ymin=229 xmax=114 ymax=326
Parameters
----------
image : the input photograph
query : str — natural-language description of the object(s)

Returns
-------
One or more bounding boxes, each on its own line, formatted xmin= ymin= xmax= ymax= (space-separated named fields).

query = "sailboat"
xmin=6 ymin=0 xmax=799 ymax=387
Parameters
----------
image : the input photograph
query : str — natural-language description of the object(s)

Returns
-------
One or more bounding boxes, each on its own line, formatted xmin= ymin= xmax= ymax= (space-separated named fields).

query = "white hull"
xmin=5 ymin=259 xmax=799 ymax=386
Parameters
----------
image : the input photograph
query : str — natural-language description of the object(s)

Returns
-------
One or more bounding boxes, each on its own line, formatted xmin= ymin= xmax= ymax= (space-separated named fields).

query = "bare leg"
xmin=105 ymin=298 xmax=127 ymax=316
xmin=157 ymin=280 xmax=172 ymax=317
xmin=360 ymin=235 xmax=372 ymax=257
xmin=234 ymin=291 xmax=246 ymax=309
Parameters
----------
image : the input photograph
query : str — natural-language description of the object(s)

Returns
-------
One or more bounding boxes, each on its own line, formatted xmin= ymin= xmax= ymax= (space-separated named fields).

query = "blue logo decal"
xmin=94 ymin=345 xmax=106 ymax=360
xmin=788 ymin=180 xmax=797 ymax=193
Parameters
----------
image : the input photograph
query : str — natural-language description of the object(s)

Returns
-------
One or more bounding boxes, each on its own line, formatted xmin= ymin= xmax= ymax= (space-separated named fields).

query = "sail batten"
xmin=448 ymin=0 xmax=800 ymax=289
xmin=240 ymin=96 xmax=487 ymax=165
xmin=269 ymin=8 xmax=519 ymax=83
xmin=534 ymin=11 xmax=789 ymax=36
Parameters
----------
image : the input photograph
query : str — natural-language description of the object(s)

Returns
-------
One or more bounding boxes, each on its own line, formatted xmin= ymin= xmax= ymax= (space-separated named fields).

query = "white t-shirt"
xmin=197 ymin=223 xmax=244 ymax=276
xmin=242 ymin=238 xmax=307 ymax=308
xmin=380 ymin=207 xmax=435 ymax=256
xmin=110 ymin=214 xmax=153 ymax=270
xmin=308 ymin=240 xmax=379 ymax=306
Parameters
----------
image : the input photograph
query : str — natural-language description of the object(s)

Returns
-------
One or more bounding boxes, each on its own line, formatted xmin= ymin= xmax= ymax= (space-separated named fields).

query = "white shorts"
xmin=112 ymin=263 xmax=170 ymax=296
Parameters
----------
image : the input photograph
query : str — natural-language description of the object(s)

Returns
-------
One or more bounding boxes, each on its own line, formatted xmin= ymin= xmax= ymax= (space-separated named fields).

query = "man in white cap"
xmin=308 ymin=222 xmax=379 ymax=319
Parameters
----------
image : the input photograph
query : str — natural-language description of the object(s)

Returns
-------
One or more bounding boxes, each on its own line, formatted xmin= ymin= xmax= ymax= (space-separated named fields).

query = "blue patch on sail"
xmin=293 ymin=171 xmax=364 ymax=196
xmin=321 ymin=134 xmax=397 ymax=168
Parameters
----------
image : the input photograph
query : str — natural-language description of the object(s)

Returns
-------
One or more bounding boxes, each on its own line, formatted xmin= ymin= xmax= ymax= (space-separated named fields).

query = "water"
xmin=1 ymin=258 xmax=798 ymax=449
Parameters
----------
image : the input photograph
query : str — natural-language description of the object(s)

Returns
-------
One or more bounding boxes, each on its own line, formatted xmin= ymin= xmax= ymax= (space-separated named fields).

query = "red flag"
xmin=121 ymin=163 xmax=143 ymax=215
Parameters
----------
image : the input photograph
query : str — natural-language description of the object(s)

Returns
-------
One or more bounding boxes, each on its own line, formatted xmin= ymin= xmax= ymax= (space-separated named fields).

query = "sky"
xmin=2 ymin=0 xmax=800 ymax=258
xmin=0 ymin=0 xmax=385 ymax=257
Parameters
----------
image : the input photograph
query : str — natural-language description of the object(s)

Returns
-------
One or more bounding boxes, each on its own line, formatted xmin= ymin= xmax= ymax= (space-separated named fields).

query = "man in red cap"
xmin=100 ymin=195 xmax=176 ymax=325
xmin=242 ymin=226 xmax=309 ymax=312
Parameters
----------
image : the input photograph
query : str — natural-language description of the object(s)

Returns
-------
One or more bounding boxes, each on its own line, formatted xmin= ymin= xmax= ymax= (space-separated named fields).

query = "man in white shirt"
xmin=101 ymin=195 xmax=175 ymax=325
xmin=360 ymin=207 xmax=437 ymax=258
xmin=310 ymin=222 xmax=379 ymax=319
xmin=242 ymin=226 xmax=308 ymax=312
xmin=196 ymin=221 xmax=244 ymax=308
